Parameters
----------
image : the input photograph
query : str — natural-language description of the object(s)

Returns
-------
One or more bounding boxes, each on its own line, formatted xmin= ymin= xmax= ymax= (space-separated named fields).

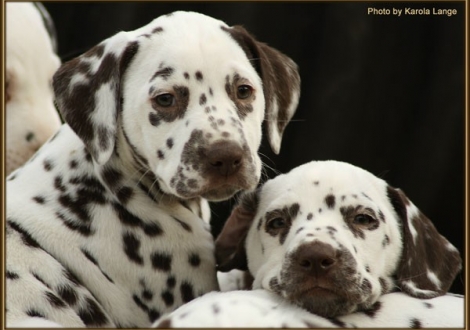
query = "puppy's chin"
xmin=201 ymin=186 xmax=241 ymax=201
xmin=161 ymin=182 xmax=241 ymax=201
xmin=173 ymin=178 xmax=256 ymax=201
xmin=288 ymin=293 xmax=357 ymax=318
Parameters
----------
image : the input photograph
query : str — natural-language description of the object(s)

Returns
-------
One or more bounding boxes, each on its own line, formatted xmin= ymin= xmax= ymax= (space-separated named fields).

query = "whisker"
xmin=120 ymin=164 xmax=148 ymax=188
xmin=397 ymin=272 xmax=430 ymax=281
xmin=258 ymin=152 xmax=281 ymax=182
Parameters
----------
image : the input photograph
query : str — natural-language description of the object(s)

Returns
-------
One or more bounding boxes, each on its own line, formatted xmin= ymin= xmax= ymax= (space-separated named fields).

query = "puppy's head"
xmin=6 ymin=3 xmax=61 ymax=175
xmin=216 ymin=161 xmax=461 ymax=317
xmin=53 ymin=11 xmax=300 ymax=201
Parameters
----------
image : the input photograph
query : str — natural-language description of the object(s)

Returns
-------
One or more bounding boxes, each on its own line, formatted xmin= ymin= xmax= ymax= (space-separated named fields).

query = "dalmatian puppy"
xmin=6 ymin=2 xmax=62 ymax=175
xmin=214 ymin=160 xmax=462 ymax=317
xmin=6 ymin=11 xmax=300 ymax=327
xmin=153 ymin=160 xmax=463 ymax=327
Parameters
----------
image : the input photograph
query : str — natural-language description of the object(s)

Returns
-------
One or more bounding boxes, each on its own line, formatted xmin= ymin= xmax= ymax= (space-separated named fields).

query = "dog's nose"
xmin=205 ymin=141 xmax=244 ymax=177
xmin=293 ymin=242 xmax=338 ymax=275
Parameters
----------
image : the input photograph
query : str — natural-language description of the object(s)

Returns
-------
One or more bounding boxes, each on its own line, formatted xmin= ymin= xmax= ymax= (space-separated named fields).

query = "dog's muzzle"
xmin=279 ymin=241 xmax=365 ymax=317
xmin=173 ymin=132 xmax=257 ymax=201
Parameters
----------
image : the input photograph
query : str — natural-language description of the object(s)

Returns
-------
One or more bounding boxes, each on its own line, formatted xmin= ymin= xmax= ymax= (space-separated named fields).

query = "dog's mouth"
xmin=284 ymin=284 xmax=357 ymax=318
xmin=200 ymin=184 xmax=242 ymax=201
xmin=279 ymin=250 xmax=365 ymax=317
xmin=290 ymin=294 xmax=353 ymax=318
xmin=302 ymin=285 xmax=337 ymax=297
xmin=170 ymin=166 xmax=257 ymax=201
xmin=186 ymin=179 xmax=252 ymax=201
xmin=162 ymin=172 xmax=254 ymax=201
xmin=286 ymin=281 xmax=340 ymax=301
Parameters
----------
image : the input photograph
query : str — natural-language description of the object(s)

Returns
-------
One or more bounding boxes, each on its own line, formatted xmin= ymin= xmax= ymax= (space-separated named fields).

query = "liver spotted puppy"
xmin=6 ymin=11 xmax=300 ymax=327
xmin=153 ymin=160 xmax=463 ymax=328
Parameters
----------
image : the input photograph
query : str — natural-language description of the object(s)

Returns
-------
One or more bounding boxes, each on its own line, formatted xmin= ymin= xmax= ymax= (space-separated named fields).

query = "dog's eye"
xmin=237 ymin=85 xmax=253 ymax=99
xmin=155 ymin=93 xmax=175 ymax=107
xmin=353 ymin=214 xmax=375 ymax=226
xmin=267 ymin=217 xmax=287 ymax=230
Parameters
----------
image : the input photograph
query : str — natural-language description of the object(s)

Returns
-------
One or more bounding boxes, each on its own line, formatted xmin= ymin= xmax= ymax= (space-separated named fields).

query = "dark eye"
xmin=155 ymin=93 xmax=175 ymax=107
xmin=237 ymin=85 xmax=253 ymax=99
xmin=267 ymin=217 xmax=287 ymax=230
xmin=353 ymin=214 xmax=375 ymax=226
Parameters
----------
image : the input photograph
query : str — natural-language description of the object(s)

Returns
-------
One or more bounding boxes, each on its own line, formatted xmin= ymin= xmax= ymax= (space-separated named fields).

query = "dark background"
xmin=44 ymin=2 xmax=466 ymax=294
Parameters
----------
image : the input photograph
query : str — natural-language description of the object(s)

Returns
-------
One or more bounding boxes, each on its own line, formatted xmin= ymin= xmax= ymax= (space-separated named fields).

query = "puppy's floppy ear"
xmin=223 ymin=25 xmax=301 ymax=154
xmin=387 ymin=186 xmax=462 ymax=298
xmin=215 ymin=189 xmax=260 ymax=272
xmin=53 ymin=32 xmax=139 ymax=165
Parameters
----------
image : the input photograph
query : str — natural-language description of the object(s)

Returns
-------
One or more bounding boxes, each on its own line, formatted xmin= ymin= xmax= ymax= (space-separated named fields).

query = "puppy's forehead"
xmin=139 ymin=12 xmax=242 ymax=55
xmin=153 ymin=11 xmax=229 ymax=30
xmin=130 ymin=12 xmax=257 ymax=82
xmin=260 ymin=161 xmax=387 ymax=207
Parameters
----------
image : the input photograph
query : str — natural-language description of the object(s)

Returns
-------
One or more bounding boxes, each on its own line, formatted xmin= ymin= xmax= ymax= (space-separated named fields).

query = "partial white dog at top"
xmin=6 ymin=2 xmax=62 ymax=175
xmin=154 ymin=160 xmax=463 ymax=327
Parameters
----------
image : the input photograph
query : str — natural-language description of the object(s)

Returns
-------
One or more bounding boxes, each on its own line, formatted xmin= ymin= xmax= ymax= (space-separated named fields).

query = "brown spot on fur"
xmin=150 ymin=67 xmax=174 ymax=81
xmin=199 ymin=93 xmax=207 ymax=105
xmin=325 ymin=194 xmax=336 ymax=209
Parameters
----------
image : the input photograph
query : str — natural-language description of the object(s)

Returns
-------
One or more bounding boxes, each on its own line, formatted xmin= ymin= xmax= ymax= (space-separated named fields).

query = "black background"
xmin=44 ymin=2 xmax=466 ymax=294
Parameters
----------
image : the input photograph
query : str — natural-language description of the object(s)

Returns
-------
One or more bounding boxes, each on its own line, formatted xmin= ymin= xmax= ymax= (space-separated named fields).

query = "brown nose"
xmin=204 ymin=141 xmax=244 ymax=177
xmin=293 ymin=242 xmax=338 ymax=275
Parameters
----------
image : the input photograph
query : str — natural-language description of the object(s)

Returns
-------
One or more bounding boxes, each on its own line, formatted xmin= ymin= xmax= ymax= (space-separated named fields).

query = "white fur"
xmin=6 ymin=2 xmax=61 ymax=175
xmin=154 ymin=289 xmax=464 ymax=328
xmin=9 ymin=317 xmax=64 ymax=328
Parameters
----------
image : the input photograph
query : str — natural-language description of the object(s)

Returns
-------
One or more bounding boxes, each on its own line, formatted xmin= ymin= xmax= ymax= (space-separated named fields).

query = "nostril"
xmin=233 ymin=158 xmax=241 ymax=166
xmin=210 ymin=158 xmax=241 ymax=168
xmin=232 ymin=157 xmax=242 ymax=167
xmin=321 ymin=258 xmax=336 ymax=268
xmin=210 ymin=160 xmax=224 ymax=168
xmin=299 ymin=259 xmax=312 ymax=269
xmin=298 ymin=257 xmax=335 ymax=269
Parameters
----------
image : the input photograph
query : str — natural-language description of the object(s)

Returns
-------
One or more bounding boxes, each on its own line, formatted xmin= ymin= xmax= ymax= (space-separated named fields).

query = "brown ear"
xmin=215 ymin=190 xmax=260 ymax=272
xmin=222 ymin=25 xmax=301 ymax=154
xmin=53 ymin=32 xmax=139 ymax=165
xmin=387 ymin=186 xmax=462 ymax=298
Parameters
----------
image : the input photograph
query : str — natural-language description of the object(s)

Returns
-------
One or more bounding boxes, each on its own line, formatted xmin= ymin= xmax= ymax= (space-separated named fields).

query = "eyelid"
xmin=151 ymin=88 xmax=173 ymax=96
xmin=266 ymin=209 xmax=285 ymax=220
xmin=235 ymin=78 xmax=254 ymax=89
xmin=360 ymin=207 xmax=377 ymax=219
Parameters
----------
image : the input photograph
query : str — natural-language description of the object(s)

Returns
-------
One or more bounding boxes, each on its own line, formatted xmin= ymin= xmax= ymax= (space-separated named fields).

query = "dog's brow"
xmin=150 ymin=67 xmax=175 ymax=82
